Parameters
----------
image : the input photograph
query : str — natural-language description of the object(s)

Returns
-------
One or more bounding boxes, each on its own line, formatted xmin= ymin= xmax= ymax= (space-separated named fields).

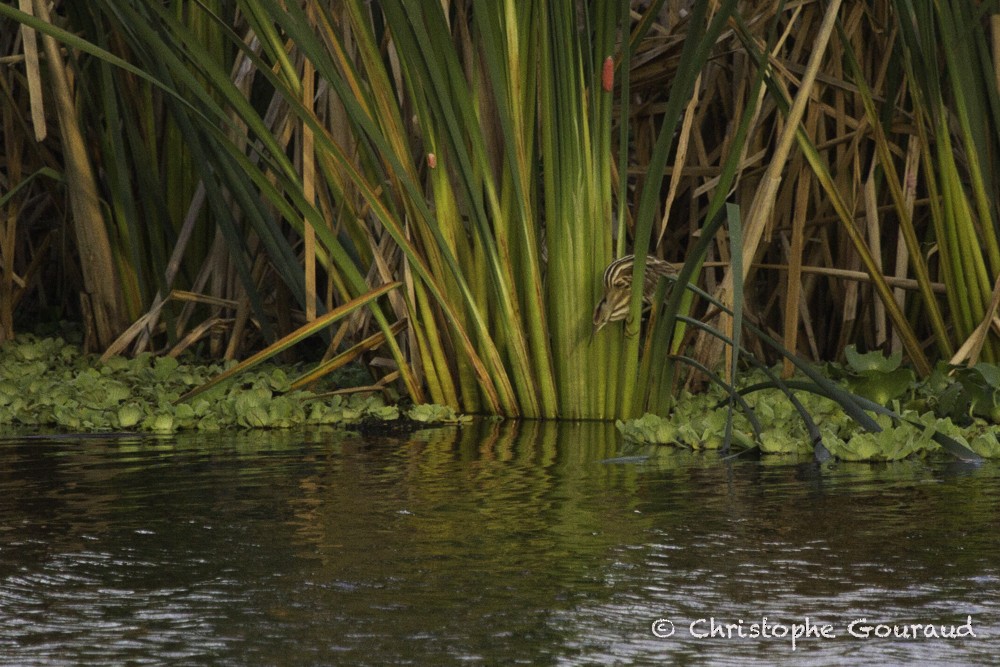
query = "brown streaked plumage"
xmin=592 ymin=255 xmax=679 ymax=334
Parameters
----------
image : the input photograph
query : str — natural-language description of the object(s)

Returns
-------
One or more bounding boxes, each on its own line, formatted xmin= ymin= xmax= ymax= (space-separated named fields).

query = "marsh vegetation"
xmin=3 ymin=1 xmax=1000 ymax=459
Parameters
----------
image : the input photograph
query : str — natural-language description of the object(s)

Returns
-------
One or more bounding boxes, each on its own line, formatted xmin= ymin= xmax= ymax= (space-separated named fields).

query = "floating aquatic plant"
xmin=617 ymin=361 xmax=1000 ymax=462
xmin=834 ymin=345 xmax=917 ymax=406
xmin=0 ymin=334 xmax=426 ymax=434
xmin=407 ymin=404 xmax=473 ymax=425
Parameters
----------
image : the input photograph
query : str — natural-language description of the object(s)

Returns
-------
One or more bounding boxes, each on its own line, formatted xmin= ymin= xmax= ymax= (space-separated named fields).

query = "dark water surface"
xmin=0 ymin=422 xmax=997 ymax=665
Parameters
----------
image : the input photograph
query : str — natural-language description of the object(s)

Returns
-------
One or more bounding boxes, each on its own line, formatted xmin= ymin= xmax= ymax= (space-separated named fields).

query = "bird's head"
xmin=591 ymin=285 xmax=631 ymax=335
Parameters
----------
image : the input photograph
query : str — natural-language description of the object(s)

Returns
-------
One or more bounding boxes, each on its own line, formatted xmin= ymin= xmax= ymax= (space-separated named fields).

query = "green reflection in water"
xmin=0 ymin=422 xmax=998 ymax=665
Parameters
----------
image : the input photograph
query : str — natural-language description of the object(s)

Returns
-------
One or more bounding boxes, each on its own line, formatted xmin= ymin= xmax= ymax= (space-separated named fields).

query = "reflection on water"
xmin=0 ymin=422 xmax=998 ymax=665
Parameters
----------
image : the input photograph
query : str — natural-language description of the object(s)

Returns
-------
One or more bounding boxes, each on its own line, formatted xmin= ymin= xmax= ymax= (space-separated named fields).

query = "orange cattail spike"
xmin=602 ymin=56 xmax=614 ymax=92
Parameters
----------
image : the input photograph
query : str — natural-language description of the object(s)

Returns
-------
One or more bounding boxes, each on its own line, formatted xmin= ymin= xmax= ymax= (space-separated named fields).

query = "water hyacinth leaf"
xmin=833 ymin=423 xmax=937 ymax=461
xmin=307 ymin=402 xmax=344 ymax=425
xmin=849 ymin=368 xmax=916 ymax=406
xmin=197 ymin=415 xmax=221 ymax=431
xmin=923 ymin=363 xmax=954 ymax=395
xmin=116 ymin=404 xmax=144 ymax=428
xmin=845 ymin=345 xmax=903 ymax=374
xmin=682 ymin=409 xmax=731 ymax=450
xmin=234 ymin=388 xmax=271 ymax=414
xmin=239 ymin=406 xmax=270 ymax=429
xmin=670 ymin=353 xmax=764 ymax=445
xmin=934 ymin=381 xmax=966 ymax=419
xmin=973 ymin=363 xmax=1000 ymax=389
xmin=674 ymin=318 xmax=821 ymax=453
xmin=616 ymin=413 xmax=680 ymax=446
xmin=14 ymin=340 xmax=44 ymax=361
xmin=103 ymin=382 xmax=130 ymax=405
xmin=152 ymin=356 xmax=180 ymax=382
xmin=367 ymin=405 xmax=400 ymax=421
xmin=828 ymin=434 xmax=882 ymax=462
xmin=758 ymin=430 xmax=812 ymax=455
xmin=266 ymin=396 xmax=303 ymax=428
xmin=934 ymin=373 xmax=997 ymax=422
xmin=0 ymin=381 xmax=19 ymax=403
xmin=174 ymin=403 xmax=196 ymax=423
xmin=146 ymin=412 xmax=175 ymax=433
xmin=407 ymin=404 xmax=471 ymax=424
xmin=266 ymin=369 xmax=292 ymax=393
xmin=970 ymin=430 xmax=1000 ymax=458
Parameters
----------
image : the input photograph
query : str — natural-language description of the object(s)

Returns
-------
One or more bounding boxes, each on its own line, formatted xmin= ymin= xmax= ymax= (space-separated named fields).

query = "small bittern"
xmin=592 ymin=254 xmax=679 ymax=334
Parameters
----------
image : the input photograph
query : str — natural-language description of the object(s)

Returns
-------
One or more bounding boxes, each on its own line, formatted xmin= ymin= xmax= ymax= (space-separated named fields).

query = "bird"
xmin=592 ymin=254 xmax=680 ymax=334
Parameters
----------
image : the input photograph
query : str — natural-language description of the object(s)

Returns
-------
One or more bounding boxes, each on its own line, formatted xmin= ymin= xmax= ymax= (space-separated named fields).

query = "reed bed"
xmin=2 ymin=0 xmax=999 ymax=419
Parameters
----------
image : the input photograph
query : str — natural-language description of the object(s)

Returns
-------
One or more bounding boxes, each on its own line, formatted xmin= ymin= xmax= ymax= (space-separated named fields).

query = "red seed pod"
xmin=427 ymin=153 xmax=437 ymax=169
xmin=602 ymin=56 xmax=614 ymax=92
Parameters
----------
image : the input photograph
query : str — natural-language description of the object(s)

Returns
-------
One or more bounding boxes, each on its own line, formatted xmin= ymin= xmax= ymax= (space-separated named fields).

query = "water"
xmin=0 ymin=421 xmax=997 ymax=665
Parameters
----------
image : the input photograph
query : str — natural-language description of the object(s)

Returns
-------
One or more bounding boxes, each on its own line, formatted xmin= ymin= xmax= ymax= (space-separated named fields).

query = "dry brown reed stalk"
xmin=34 ymin=0 xmax=126 ymax=349
xmin=625 ymin=0 xmax=992 ymax=379
xmin=950 ymin=273 xmax=1000 ymax=366
xmin=2 ymin=6 xmax=66 ymax=344
xmin=16 ymin=0 xmax=44 ymax=141
xmin=698 ymin=0 xmax=844 ymax=377
xmin=0 ymin=112 xmax=23 ymax=344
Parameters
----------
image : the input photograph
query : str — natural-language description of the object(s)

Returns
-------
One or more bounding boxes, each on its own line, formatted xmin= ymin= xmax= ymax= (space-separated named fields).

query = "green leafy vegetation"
xmin=408 ymin=404 xmax=473 ymax=425
xmin=0 ymin=335 xmax=451 ymax=433
xmin=619 ymin=361 xmax=1000 ymax=461
xmin=3 ymin=332 xmax=997 ymax=462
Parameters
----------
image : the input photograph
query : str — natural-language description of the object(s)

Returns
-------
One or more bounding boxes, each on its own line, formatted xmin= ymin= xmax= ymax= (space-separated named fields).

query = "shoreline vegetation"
xmin=0 ymin=334 xmax=469 ymax=435
xmin=3 ymin=2 xmax=1000 ymax=462
xmin=2 ymin=333 xmax=998 ymax=463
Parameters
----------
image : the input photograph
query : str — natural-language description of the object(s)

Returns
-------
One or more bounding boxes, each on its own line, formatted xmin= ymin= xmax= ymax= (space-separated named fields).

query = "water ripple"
xmin=0 ymin=424 xmax=998 ymax=665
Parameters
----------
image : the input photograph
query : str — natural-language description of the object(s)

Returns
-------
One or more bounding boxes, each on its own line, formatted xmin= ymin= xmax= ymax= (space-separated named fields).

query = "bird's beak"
xmin=591 ymin=301 xmax=608 ymax=343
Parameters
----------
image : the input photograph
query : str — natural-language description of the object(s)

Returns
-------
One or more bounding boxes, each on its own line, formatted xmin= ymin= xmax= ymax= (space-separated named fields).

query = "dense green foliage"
xmin=0 ymin=335 xmax=467 ymax=433
xmin=619 ymin=355 xmax=1000 ymax=460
